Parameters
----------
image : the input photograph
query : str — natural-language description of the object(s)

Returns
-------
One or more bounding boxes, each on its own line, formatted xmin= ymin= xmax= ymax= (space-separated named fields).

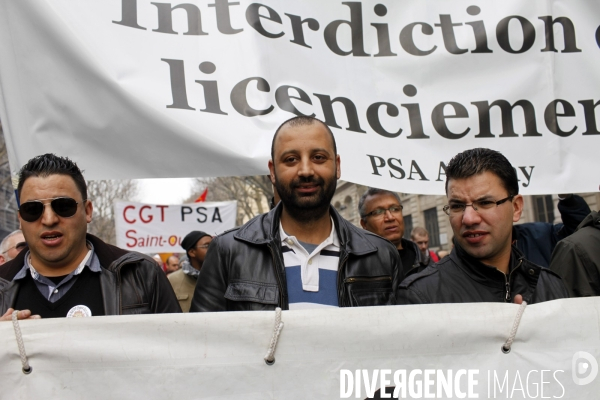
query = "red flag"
xmin=194 ymin=188 xmax=208 ymax=202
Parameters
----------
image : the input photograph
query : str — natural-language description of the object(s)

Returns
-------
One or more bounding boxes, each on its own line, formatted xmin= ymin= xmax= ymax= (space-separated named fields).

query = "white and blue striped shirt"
xmin=279 ymin=220 xmax=341 ymax=310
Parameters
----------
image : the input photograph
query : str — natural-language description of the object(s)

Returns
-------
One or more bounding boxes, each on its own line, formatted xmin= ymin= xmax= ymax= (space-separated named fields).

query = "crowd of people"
xmin=0 ymin=116 xmax=598 ymax=320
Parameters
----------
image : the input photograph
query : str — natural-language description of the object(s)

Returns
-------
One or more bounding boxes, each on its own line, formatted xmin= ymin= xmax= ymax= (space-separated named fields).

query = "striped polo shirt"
xmin=279 ymin=220 xmax=341 ymax=310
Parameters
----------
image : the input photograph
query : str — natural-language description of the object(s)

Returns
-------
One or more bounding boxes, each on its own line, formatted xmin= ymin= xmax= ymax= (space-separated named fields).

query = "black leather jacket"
xmin=399 ymin=238 xmax=427 ymax=279
xmin=190 ymin=204 xmax=401 ymax=311
xmin=397 ymin=242 xmax=569 ymax=304
xmin=0 ymin=234 xmax=181 ymax=315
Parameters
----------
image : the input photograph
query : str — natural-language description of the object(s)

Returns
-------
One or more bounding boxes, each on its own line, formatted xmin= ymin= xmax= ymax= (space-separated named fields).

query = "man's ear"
xmin=0 ymin=254 xmax=5 ymax=264
xmin=268 ymin=160 xmax=276 ymax=185
xmin=85 ymin=200 xmax=93 ymax=223
xmin=512 ymin=194 xmax=524 ymax=223
xmin=359 ymin=218 xmax=366 ymax=229
xmin=335 ymin=155 xmax=341 ymax=179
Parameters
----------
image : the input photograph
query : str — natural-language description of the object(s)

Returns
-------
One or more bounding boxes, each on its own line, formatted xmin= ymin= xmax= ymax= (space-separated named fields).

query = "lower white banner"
xmin=1 ymin=298 xmax=599 ymax=399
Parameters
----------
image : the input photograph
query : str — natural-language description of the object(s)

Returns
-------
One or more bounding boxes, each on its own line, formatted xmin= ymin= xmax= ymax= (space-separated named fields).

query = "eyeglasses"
xmin=19 ymin=197 xmax=81 ymax=222
xmin=364 ymin=205 xmax=403 ymax=218
xmin=443 ymin=195 xmax=515 ymax=216
xmin=2 ymin=241 xmax=26 ymax=254
xmin=195 ymin=244 xmax=210 ymax=249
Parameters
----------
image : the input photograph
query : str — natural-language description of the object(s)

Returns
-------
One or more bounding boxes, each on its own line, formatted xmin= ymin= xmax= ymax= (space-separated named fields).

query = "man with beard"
xmin=190 ymin=116 xmax=400 ymax=311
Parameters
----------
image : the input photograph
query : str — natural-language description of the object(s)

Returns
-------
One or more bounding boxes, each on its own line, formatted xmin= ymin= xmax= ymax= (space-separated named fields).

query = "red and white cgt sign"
xmin=114 ymin=200 xmax=237 ymax=253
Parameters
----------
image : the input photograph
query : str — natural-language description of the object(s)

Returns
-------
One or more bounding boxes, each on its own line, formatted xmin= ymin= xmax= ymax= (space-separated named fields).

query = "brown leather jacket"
xmin=0 ymin=234 xmax=181 ymax=315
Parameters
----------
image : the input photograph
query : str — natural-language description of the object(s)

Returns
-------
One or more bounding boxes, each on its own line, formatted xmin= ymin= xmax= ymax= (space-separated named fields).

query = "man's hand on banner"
xmin=0 ymin=308 xmax=40 ymax=322
xmin=513 ymin=294 xmax=524 ymax=304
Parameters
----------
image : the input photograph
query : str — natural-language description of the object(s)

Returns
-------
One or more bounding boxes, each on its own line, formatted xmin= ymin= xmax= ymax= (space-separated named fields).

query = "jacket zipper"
xmin=337 ymin=252 xmax=349 ymax=307
xmin=502 ymin=260 xmax=523 ymax=303
xmin=344 ymin=276 xmax=392 ymax=283
xmin=268 ymin=244 xmax=286 ymax=309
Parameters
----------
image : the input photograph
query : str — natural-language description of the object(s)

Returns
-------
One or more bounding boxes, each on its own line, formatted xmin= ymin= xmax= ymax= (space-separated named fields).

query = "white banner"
xmin=1 ymin=298 xmax=600 ymax=399
xmin=0 ymin=1 xmax=599 ymax=194
xmin=114 ymin=200 xmax=236 ymax=252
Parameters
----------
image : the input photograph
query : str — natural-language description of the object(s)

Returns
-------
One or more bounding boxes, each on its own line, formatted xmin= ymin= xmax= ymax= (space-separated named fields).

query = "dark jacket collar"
xmin=86 ymin=234 xmax=128 ymax=268
xmin=400 ymin=238 xmax=424 ymax=266
xmin=234 ymin=202 xmax=377 ymax=256
xmin=450 ymin=239 xmax=529 ymax=287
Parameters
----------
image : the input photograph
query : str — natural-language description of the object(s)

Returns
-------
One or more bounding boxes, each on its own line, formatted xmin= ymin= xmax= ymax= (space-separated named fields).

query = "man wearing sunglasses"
xmin=0 ymin=230 xmax=26 ymax=265
xmin=358 ymin=188 xmax=426 ymax=279
xmin=398 ymin=148 xmax=568 ymax=305
xmin=0 ymin=153 xmax=180 ymax=321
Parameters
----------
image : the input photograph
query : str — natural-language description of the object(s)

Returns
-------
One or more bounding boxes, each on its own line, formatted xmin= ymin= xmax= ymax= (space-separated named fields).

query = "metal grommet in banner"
xmin=501 ymin=345 xmax=511 ymax=354
xmin=265 ymin=359 xmax=275 ymax=366
xmin=22 ymin=366 xmax=32 ymax=375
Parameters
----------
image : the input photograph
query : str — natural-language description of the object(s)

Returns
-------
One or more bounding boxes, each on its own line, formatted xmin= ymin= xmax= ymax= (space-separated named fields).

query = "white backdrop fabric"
xmin=0 ymin=0 xmax=599 ymax=194
xmin=1 ymin=298 xmax=600 ymax=399
xmin=114 ymin=200 xmax=236 ymax=252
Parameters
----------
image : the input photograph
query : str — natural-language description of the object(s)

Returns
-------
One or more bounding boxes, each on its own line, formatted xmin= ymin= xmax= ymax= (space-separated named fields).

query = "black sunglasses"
xmin=19 ymin=197 xmax=81 ymax=222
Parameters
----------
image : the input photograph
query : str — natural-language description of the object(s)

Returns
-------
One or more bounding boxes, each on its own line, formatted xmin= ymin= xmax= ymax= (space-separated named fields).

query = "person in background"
xmin=164 ymin=255 xmax=180 ymax=275
xmin=513 ymin=194 xmax=590 ymax=268
xmin=358 ymin=188 xmax=424 ymax=279
xmin=410 ymin=227 xmax=439 ymax=266
xmin=152 ymin=254 xmax=164 ymax=271
xmin=168 ymin=231 xmax=212 ymax=312
xmin=0 ymin=230 xmax=26 ymax=265
xmin=549 ymin=210 xmax=600 ymax=297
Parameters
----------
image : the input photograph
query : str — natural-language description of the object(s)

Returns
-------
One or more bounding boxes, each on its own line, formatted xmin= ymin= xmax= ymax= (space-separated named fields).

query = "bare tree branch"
xmin=87 ymin=179 xmax=138 ymax=245
xmin=0 ymin=121 xmax=19 ymax=233
xmin=187 ymin=176 xmax=273 ymax=225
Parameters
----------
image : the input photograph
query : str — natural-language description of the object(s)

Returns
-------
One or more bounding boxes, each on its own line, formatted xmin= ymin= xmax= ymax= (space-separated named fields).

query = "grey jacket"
xmin=190 ymin=204 xmax=401 ymax=311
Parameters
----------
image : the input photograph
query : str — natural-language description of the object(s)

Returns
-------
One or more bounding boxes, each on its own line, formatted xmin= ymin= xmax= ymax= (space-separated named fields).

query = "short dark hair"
xmin=271 ymin=116 xmax=337 ymax=161
xmin=444 ymin=148 xmax=519 ymax=195
xmin=17 ymin=154 xmax=88 ymax=201
xmin=358 ymin=188 xmax=401 ymax=220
